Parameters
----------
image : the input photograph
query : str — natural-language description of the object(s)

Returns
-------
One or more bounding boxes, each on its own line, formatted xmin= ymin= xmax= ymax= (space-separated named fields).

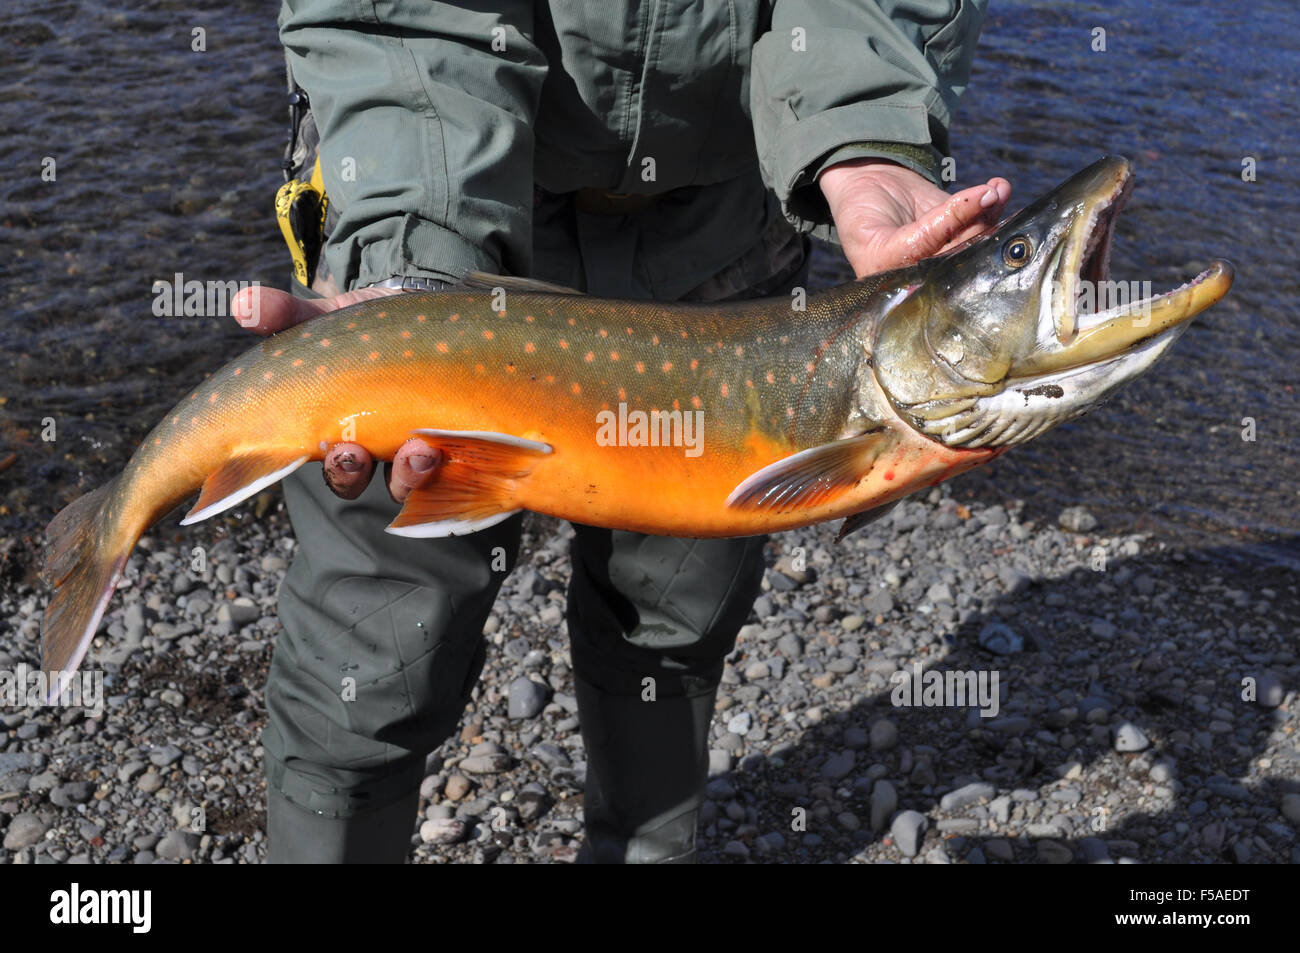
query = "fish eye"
xmin=1003 ymin=236 xmax=1033 ymax=268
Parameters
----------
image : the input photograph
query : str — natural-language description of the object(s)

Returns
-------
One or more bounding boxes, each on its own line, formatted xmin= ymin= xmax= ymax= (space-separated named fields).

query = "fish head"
xmin=871 ymin=155 xmax=1233 ymax=449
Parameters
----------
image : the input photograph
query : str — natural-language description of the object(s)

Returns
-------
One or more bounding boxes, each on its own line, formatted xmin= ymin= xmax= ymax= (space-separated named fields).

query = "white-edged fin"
xmin=180 ymin=452 xmax=310 ymax=525
xmin=386 ymin=509 xmax=523 ymax=539
xmin=385 ymin=429 xmax=552 ymax=536
xmin=725 ymin=429 xmax=895 ymax=513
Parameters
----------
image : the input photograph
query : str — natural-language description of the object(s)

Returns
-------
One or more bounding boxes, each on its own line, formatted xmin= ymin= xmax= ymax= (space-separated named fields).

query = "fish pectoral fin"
xmin=386 ymin=429 xmax=553 ymax=538
xmin=180 ymin=450 xmax=310 ymax=525
xmin=725 ymin=428 xmax=895 ymax=513
xmin=835 ymin=499 xmax=902 ymax=543
xmin=454 ymin=271 xmax=586 ymax=296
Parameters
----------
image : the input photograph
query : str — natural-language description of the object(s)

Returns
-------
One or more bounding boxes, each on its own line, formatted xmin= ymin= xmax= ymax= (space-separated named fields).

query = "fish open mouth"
xmin=1022 ymin=159 xmax=1234 ymax=377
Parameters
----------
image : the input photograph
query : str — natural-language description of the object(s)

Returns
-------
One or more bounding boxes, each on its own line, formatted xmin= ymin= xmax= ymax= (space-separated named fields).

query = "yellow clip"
xmin=275 ymin=156 xmax=329 ymax=287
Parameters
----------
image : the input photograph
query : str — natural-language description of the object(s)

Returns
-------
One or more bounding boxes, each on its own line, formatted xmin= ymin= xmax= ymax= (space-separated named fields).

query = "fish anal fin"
xmin=726 ymin=428 xmax=895 ymax=513
xmin=180 ymin=450 xmax=310 ymax=525
xmin=387 ymin=429 xmax=553 ymax=538
xmin=455 ymin=272 xmax=585 ymax=296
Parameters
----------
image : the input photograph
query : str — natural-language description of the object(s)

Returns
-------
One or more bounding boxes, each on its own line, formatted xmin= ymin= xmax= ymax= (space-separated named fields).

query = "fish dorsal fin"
xmin=180 ymin=450 xmax=311 ymax=525
xmin=725 ymin=428 xmax=895 ymax=513
xmin=386 ymin=429 xmax=553 ymax=538
xmin=455 ymin=272 xmax=586 ymax=296
xmin=835 ymin=498 xmax=901 ymax=543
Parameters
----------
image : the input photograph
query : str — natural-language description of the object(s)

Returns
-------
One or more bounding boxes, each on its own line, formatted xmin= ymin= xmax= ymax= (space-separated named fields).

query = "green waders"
xmin=265 ymin=210 xmax=808 ymax=864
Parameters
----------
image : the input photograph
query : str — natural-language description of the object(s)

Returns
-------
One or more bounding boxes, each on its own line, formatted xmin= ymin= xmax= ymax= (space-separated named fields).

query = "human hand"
xmin=230 ymin=284 xmax=443 ymax=503
xmin=819 ymin=158 xmax=1012 ymax=277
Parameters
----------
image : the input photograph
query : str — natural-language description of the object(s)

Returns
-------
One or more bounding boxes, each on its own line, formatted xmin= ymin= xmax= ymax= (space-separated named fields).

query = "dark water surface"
xmin=2 ymin=0 xmax=1296 ymax=558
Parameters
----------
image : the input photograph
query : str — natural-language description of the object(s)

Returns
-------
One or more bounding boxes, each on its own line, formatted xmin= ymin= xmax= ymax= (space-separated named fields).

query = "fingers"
xmin=939 ymin=177 xmax=1013 ymax=252
xmin=230 ymin=285 xmax=405 ymax=336
xmin=319 ymin=438 xmax=444 ymax=503
xmin=907 ymin=179 xmax=1000 ymax=256
xmin=387 ymin=437 xmax=444 ymax=504
xmin=322 ymin=443 xmax=375 ymax=500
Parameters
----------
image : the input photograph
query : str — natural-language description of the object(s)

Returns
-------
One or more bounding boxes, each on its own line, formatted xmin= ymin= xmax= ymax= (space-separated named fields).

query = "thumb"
xmin=231 ymin=285 xmax=403 ymax=336
xmin=905 ymin=179 xmax=1011 ymax=261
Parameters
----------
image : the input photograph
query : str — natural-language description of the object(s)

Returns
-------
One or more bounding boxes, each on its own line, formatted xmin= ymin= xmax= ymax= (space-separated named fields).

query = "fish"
xmin=40 ymin=156 xmax=1233 ymax=697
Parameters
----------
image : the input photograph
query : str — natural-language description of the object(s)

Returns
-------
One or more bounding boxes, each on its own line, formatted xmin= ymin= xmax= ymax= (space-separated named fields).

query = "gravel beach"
xmin=1 ymin=486 xmax=1297 ymax=864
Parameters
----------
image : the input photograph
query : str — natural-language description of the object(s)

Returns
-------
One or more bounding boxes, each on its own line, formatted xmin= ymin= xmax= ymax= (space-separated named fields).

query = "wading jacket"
xmin=279 ymin=0 xmax=987 ymax=299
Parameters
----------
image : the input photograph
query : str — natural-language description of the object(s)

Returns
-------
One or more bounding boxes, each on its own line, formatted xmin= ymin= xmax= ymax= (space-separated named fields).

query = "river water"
xmin=2 ymin=0 xmax=1296 ymax=560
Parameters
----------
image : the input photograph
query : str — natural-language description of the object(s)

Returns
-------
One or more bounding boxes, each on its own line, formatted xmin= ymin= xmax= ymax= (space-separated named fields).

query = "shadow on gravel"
xmin=711 ymin=539 xmax=1300 ymax=864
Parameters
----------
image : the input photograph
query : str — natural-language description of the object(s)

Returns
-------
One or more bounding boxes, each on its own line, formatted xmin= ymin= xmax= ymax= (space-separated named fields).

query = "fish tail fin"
xmin=41 ymin=480 xmax=134 ymax=702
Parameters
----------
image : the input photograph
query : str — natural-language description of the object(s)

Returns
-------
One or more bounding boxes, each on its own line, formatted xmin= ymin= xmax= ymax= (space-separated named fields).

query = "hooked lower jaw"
xmin=1019 ymin=258 xmax=1235 ymax=377
xmin=1018 ymin=157 xmax=1233 ymax=377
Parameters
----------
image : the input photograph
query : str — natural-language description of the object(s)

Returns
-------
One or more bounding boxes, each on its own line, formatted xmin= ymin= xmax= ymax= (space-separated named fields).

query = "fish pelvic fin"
xmin=386 ymin=429 xmax=553 ymax=538
xmin=835 ymin=499 xmax=902 ymax=543
xmin=179 ymin=450 xmax=310 ymax=525
xmin=40 ymin=481 xmax=131 ymax=703
xmin=726 ymin=428 xmax=896 ymax=513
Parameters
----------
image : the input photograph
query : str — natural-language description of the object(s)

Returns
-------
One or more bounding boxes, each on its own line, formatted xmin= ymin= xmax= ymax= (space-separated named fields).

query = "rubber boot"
xmin=574 ymin=676 xmax=717 ymax=864
xmin=267 ymin=788 xmax=420 ymax=864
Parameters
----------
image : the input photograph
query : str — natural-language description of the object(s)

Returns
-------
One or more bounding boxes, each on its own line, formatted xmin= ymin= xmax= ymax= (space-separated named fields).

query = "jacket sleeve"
xmin=279 ymin=0 xmax=547 ymax=289
xmin=750 ymin=0 xmax=988 ymax=237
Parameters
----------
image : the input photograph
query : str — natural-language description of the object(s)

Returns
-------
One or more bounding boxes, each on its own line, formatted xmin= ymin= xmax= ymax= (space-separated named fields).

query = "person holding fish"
xmin=238 ymin=0 xmax=1010 ymax=863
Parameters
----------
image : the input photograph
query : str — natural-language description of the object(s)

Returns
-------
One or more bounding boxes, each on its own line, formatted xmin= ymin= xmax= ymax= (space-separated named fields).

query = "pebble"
xmin=869 ymin=719 xmax=899 ymax=751
xmin=50 ymin=781 xmax=94 ymax=807
xmin=870 ymin=780 xmax=897 ymax=832
xmin=420 ymin=818 xmax=468 ymax=845
xmin=722 ymin=840 xmax=750 ymax=859
xmin=926 ymin=582 xmax=954 ymax=605
xmin=150 ymin=744 xmax=184 ymax=767
xmin=1036 ymin=840 xmax=1074 ymax=864
xmin=507 ymin=677 xmax=548 ymax=720
xmin=1280 ymin=794 xmax=1300 ymax=824
xmin=708 ymin=749 xmax=732 ymax=777
xmin=1058 ymin=506 xmax=1098 ymax=532
xmin=137 ymin=772 xmax=164 ymax=793
xmin=820 ymin=751 xmax=856 ymax=781
xmin=444 ymin=775 xmax=472 ymax=800
xmin=1080 ymin=837 xmax=1110 ymax=863
xmin=985 ymin=839 xmax=1014 ymax=862
xmin=156 ymin=830 xmax=199 ymax=860
xmin=939 ymin=781 xmax=995 ymax=812
xmin=419 ymin=775 xmax=443 ymax=800
xmin=1113 ymin=721 xmax=1150 ymax=752
xmin=843 ymin=726 xmax=869 ymax=750
xmin=1090 ymin=619 xmax=1117 ymax=640
xmin=890 ymin=810 xmax=926 ymax=858
xmin=3 ymin=813 xmax=47 ymax=849
xmin=1255 ymin=671 xmax=1285 ymax=708
xmin=217 ymin=598 xmax=260 ymax=627
xmin=460 ymin=754 xmax=511 ymax=775
xmin=978 ymin=622 xmax=1023 ymax=655
xmin=726 ymin=712 xmax=752 ymax=735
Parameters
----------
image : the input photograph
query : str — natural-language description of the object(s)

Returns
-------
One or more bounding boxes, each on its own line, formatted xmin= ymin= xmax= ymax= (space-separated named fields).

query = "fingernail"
xmin=408 ymin=454 xmax=436 ymax=473
xmin=980 ymin=188 xmax=999 ymax=209
xmin=336 ymin=452 xmax=363 ymax=473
